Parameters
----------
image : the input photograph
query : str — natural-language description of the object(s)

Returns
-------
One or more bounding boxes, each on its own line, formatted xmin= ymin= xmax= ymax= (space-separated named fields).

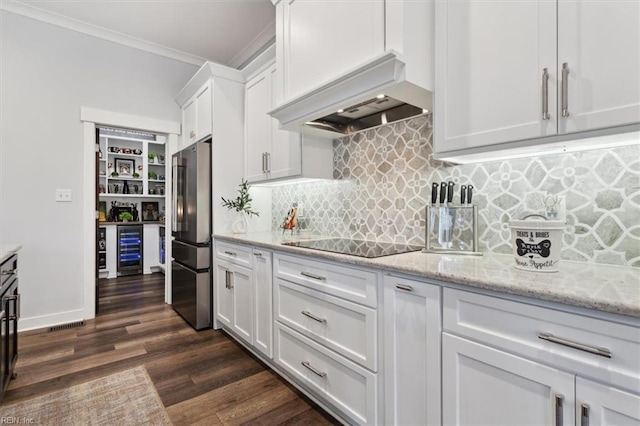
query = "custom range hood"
xmin=269 ymin=51 xmax=433 ymax=138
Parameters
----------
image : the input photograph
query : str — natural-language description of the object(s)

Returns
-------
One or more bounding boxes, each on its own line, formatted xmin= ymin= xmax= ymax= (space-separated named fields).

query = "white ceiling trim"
xmin=1 ymin=0 xmax=207 ymax=67
xmin=228 ymin=20 xmax=276 ymax=69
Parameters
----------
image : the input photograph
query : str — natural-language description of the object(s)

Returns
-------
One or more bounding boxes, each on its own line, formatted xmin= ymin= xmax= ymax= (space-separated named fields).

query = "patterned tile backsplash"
xmin=272 ymin=115 xmax=640 ymax=267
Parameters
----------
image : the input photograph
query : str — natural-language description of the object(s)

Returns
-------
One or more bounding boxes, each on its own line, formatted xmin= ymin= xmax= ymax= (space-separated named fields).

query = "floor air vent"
xmin=49 ymin=320 xmax=86 ymax=332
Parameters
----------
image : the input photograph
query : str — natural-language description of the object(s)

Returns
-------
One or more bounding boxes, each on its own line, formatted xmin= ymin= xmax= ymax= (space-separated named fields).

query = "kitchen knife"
xmin=447 ymin=181 xmax=455 ymax=248
xmin=430 ymin=182 xmax=439 ymax=234
xmin=461 ymin=185 xmax=467 ymax=205
xmin=467 ymin=185 xmax=474 ymax=205
xmin=438 ymin=182 xmax=447 ymax=247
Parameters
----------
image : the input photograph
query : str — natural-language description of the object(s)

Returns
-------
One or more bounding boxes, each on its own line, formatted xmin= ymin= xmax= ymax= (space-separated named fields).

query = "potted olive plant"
xmin=119 ymin=211 xmax=133 ymax=222
xmin=221 ymin=179 xmax=259 ymax=233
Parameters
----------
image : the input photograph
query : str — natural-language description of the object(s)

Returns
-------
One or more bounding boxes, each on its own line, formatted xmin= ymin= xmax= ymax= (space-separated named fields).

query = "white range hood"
xmin=269 ymin=51 xmax=433 ymax=138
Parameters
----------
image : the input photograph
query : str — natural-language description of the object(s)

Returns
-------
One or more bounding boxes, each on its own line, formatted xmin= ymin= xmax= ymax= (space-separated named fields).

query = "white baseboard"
xmin=19 ymin=309 xmax=85 ymax=332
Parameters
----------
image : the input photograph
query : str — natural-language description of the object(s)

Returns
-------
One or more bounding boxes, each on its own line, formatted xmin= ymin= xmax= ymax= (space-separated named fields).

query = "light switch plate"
xmin=56 ymin=189 xmax=72 ymax=202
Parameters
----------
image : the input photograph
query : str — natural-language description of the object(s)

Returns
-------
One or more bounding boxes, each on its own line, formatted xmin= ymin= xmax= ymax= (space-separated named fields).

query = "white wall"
xmin=0 ymin=10 xmax=199 ymax=330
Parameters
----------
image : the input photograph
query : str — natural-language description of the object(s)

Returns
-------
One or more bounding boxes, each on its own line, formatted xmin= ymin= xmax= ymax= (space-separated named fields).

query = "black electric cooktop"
xmin=283 ymin=238 xmax=423 ymax=258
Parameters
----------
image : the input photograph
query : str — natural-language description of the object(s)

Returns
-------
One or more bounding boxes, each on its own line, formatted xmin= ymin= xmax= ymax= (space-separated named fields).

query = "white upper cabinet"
xmin=279 ymin=0 xmax=385 ymax=101
xmin=245 ymin=64 xmax=302 ymax=183
xmin=558 ymin=0 xmax=640 ymax=134
xmin=435 ymin=0 xmax=640 ymax=161
xmin=181 ymin=82 xmax=212 ymax=147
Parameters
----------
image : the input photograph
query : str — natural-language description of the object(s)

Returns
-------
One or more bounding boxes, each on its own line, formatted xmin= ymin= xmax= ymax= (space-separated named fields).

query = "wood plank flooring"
xmin=4 ymin=273 xmax=339 ymax=425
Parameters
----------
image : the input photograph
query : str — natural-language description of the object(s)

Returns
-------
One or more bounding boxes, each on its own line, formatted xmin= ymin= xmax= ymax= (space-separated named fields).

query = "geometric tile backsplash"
xmin=272 ymin=114 xmax=640 ymax=267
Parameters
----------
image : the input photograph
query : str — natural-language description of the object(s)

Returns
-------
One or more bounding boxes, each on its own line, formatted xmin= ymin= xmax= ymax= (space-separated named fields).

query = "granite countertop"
xmin=214 ymin=231 xmax=640 ymax=319
xmin=0 ymin=244 xmax=22 ymax=265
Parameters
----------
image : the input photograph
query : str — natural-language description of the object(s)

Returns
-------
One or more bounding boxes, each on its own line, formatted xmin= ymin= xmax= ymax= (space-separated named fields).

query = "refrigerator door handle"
xmin=172 ymin=160 xmax=186 ymax=232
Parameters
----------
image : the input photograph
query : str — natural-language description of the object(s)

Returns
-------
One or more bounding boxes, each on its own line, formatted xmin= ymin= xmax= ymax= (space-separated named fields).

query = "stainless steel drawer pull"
xmin=225 ymin=270 xmax=233 ymax=289
xmin=581 ymin=404 xmax=590 ymax=426
xmin=1 ymin=269 xmax=16 ymax=275
xmin=301 ymin=361 xmax=326 ymax=378
xmin=262 ymin=152 xmax=266 ymax=174
xmin=561 ymin=62 xmax=570 ymax=118
xmin=555 ymin=394 xmax=564 ymax=426
xmin=301 ymin=310 xmax=327 ymax=324
xmin=542 ymin=68 xmax=550 ymax=120
xmin=253 ymin=252 xmax=262 ymax=257
xmin=537 ymin=332 xmax=611 ymax=358
xmin=301 ymin=271 xmax=326 ymax=281
xmin=396 ymin=284 xmax=413 ymax=292
xmin=224 ymin=251 xmax=237 ymax=256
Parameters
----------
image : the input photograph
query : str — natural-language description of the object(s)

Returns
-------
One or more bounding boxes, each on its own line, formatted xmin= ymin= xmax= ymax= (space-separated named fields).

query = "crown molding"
xmin=1 ymin=0 xmax=207 ymax=67
xmin=228 ymin=19 xmax=276 ymax=69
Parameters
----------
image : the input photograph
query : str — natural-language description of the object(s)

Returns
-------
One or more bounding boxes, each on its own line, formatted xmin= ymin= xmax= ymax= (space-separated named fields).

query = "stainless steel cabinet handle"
xmin=561 ymin=63 xmax=570 ymax=118
xmin=542 ymin=68 xmax=550 ymax=120
xmin=300 ymin=271 xmax=326 ymax=281
xmin=224 ymin=251 xmax=237 ymax=256
xmin=261 ymin=152 xmax=266 ymax=174
xmin=225 ymin=270 xmax=232 ymax=289
xmin=266 ymin=152 xmax=271 ymax=173
xmin=253 ymin=252 xmax=262 ymax=257
xmin=301 ymin=310 xmax=327 ymax=324
xmin=537 ymin=332 xmax=611 ymax=358
xmin=555 ymin=394 xmax=564 ymax=426
xmin=1 ymin=269 xmax=17 ymax=275
xmin=301 ymin=361 xmax=326 ymax=378
xmin=396 ymin=284 xmax=413 ymax=292
xmin=581 ymin=404 xmax=590 ymax=426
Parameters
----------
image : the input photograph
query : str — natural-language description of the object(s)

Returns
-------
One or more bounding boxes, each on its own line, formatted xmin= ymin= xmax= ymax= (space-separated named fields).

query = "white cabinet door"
xmin=443 ymin=333 xmax=575 ymax=426
xmin=576 ymin=377 xmax=640 ymax=425
xmin=280 ymin=0 xmax=385 ymax=100
xmin=252 ymin=249 xmax=272 ymax=358
xmin=435 ymin=0 xmax=557 ymax=153
xmin=214 ymin=261 xmax=233 ymax=328
xmin=182 ymin=97 xmax=196 ymax=147
xmin=195 ymin=82 xmax=212 ymax=142
xmin=142 ymin=224 xmax=159 ymax=273
xmin=383 ymin=276 xmax=441 ymax=426
xmin=245 ymin=71 xmax=271 ymax=183
xmin=231 ymin=264 xmax=253 ymax=344
xmin=558 ymin=0 xmax=640 ymax=134
xmin=268 ymin=65 xmax=301 ymax=180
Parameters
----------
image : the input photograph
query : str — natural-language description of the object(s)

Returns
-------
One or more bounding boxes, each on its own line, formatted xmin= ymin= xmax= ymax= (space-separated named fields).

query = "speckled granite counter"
xmin=214 ymin=232 xmax=640 ymax=319
xmin=0 ymin=244 xmax=22 ymax=264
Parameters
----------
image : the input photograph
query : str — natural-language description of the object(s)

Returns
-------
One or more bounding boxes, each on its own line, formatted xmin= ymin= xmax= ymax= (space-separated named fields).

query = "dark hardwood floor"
xmin=5 ymin=273 xmax=339 ymax=425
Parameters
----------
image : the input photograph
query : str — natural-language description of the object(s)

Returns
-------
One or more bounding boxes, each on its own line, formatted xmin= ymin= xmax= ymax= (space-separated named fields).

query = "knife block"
xmin=423 ymin=205 xmax=482 ymax=255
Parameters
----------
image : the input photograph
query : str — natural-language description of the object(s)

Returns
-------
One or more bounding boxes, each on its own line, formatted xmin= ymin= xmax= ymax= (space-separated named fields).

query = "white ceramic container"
xmin=509 ymin=217 xmax=565 ymax=272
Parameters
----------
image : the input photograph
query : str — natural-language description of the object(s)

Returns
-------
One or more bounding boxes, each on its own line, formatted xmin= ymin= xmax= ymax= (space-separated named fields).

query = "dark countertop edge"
xmin=213 ymin=233 xmax=640 ymax=320
xmin=99 ymin=221 xmax=165 ymax=225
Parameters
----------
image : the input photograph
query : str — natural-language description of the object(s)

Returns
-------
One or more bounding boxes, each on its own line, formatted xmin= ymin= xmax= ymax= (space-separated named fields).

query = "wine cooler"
xmin=117 ymin=224 xmax=143 ymax=276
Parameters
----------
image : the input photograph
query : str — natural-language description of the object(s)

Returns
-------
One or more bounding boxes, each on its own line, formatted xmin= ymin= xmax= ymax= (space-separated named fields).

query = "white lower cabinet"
xmin=383 ymin=275 xmax=441 ymax=426
xmin=275 ymin=323 xmax=378 ymax=426
xmin=443 ymin=333 xmax=575 ymax=426
xmin=576 ymin=376 xmax=640 ymax=425
xmin=214 ymin=258 xmax=253 ymax=343
xmin=252 ymin=249 xmax=273 ymax=358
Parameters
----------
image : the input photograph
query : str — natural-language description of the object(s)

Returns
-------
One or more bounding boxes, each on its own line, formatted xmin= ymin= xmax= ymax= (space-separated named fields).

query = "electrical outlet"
xmin=56 ymin=189 xmax=72 ymax=202
xmin=297 ymin=202 xmax=304 ymax=217
xmin=555 ymin=196 xmax=566 ymax=222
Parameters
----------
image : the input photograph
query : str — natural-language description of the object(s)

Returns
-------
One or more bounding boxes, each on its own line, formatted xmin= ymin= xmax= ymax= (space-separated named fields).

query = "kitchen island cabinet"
xmin=0 ymin=246 xmax=20 ymax=404
xmin=435 ymin=0 xmax=640 ymax=162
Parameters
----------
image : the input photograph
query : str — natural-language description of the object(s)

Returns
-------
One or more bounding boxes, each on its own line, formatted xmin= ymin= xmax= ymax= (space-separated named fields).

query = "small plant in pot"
xmin=119 ymin=211 xmax=133 ymax=222
xmin=221 ymin=179 xmax=259 ymax=233
xmin=132 ymin=172 xmax=140 ymax=179
xmin=148 ymin=170 xmax=158 ymax=180
xmin=110 ymin=171 xmax=119 ymax=178
xmin=148 ymin=153 xmax=156 ymax=164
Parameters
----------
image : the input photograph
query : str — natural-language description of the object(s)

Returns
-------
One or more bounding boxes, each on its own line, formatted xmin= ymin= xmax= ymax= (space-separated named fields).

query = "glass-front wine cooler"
xmin=117 ymin=225 xmax=143 ymax=276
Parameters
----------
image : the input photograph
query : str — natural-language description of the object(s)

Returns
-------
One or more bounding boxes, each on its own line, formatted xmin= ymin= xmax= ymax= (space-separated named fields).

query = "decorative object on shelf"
xmin=159 ymin=175 xmax=165 ymax=181
xmin=148 ymin=153 xmax=156 ymax=164
xmin=108 ymin=201 xmax=118 ymax=221
xmin=109 ymin=147 xmax=120 ymax=153
xmin=119 ymin=211 xmax=133 ymax=222
xmin=110 ymin=171 xmax=119 ymax=178
xmin=110 ymin=183 xmax=121 ymax=194
xmin=98 ymin=184 xmax=105 ymax=194
xmin=137 ymin=164 xmax=143 ymax=171
xmin=142 ymin=202 xmax=159 ymax=221
xmin=115 ymin=158 xmax=134 ymax=177
xmin=122 ymin=147 xmax=132 ymax=154
xmin=98 ymin=201 xmax=107 ymax=222
xmin=98 ymin=148 xmax=103 ymax=159
xmin=131 ymin=203 xmax=139 ymax=222
xmin=132 ymin=184 xmax=141 ymax=194
xmin=282 ymin=203 xmax=298 ymax=234
xmin=148 ymin=170 xmax=157 ymax=180
xmin=133 ymin=148 xmax=142 ymax=155
xmin=157 ymin=154 xmax=165 ymax=165
xmin=132 ymin=172 xmax=140 ymax=179
xmin=157 ymin=186 xmax=165 ymax=196
xmin=148 ymin=188 xmax=156 ymax=195
xmin=221 ymin=179 xmax=259 ymax=234
xmin=123 ymin=181 xmax=130 ymax=194
xmin=108 ymin=162 xmax=113 ymax=168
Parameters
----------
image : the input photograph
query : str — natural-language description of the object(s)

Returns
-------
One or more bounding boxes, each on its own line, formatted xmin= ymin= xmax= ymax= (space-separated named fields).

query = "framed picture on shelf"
xmin=141 ymin=201 xmax=159 ymax=222
xmin=115 ymin=158 xmax=135 ymax=177
xmin=98 ymin=201 xmax=107 ymax=222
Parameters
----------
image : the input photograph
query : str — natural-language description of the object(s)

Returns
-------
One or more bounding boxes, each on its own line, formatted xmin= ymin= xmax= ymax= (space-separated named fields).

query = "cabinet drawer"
xmin=214 ymin=241 xmax=252 ymax=268
xmin=275 ymin=323 xmax=377 ymax=426
xmin=274 ymin=253 xmax=377 ymax=307
xmin=275 ymin=279 xmax=377 ymax=371
xmin=443 ymin=288 xmax=640 ymax=391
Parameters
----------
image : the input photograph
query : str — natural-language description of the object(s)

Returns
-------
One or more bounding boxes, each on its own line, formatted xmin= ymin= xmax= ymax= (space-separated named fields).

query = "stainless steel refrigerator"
xmin=171 ymin=140 xmax=211 ymax=330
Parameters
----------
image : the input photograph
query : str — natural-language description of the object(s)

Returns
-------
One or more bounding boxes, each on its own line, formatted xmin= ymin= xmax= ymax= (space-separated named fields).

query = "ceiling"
xmin=7 ymin=0 xmax=276 ymax=69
